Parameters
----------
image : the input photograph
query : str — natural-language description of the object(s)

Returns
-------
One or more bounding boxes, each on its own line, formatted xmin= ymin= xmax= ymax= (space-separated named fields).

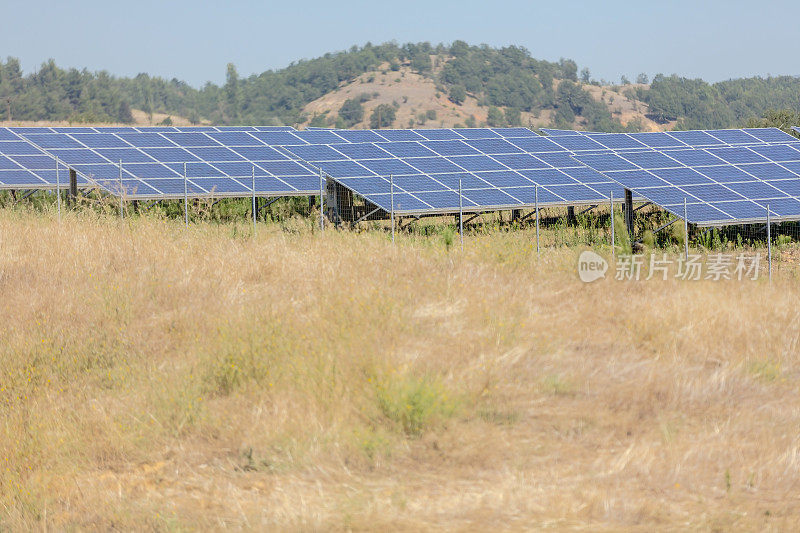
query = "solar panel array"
xmin=546 ymin=127 xmax=797 ymax=150
xmin=540 ymin=128 xmax=602 ymax=136
xmin=281 ymin=136 xmax=624 ymax=214
xmin=280 ymin=128 xmax=800 ymax=216
xmin=9 ymin=127 xmax=320 ymax=198
xmin=5 ymin=124 xmax=800 ymax=227
xmin=0 ymin=128 xmax=88 ymax=189
xmin=574 ymin=141 xmax=800 ymax=225
xmin=0 ymin=126 xmax=541 ymax=197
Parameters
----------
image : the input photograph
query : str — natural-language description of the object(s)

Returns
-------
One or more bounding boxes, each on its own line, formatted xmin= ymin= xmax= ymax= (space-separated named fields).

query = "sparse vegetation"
xmin=2 ymin=200 xmax=800 ymax=529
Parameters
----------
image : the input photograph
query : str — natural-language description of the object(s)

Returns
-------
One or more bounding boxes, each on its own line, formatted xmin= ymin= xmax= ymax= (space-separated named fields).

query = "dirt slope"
xmin=301 ymin=65 xmax=668 ymax=131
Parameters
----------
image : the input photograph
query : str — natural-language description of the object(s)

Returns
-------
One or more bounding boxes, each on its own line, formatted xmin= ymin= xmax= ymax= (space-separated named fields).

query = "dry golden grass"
xmin=2 ymin=207 xmax=800 ymax=530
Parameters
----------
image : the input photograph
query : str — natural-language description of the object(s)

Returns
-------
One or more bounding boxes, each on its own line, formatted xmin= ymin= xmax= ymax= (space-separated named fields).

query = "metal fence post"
xmin=458 ymin=176 xmax=463 ymax=251
xmin=319 ymin=168 xmax=324 ymax=231
xmin=535 ymin=184 xmax=540 ymax=258
xmin=684 ymin=198 xmax=689 ymax=261
xmin=55 ymin=157 xmax=61 ymax=222
xmin=390 ymin=174 xmax=395 ymax=244
xmin=118 ymin=159 xmax=124 ymax=220
xmin=767 ymin=204 xmax=772 ymax=282
xmin=609 ymin=190 xmax=614 ymax=263
xmin=183 ymin=162 xmax=188 ymax=227
xmin=251 ymin=165 xmax=256 ymax=234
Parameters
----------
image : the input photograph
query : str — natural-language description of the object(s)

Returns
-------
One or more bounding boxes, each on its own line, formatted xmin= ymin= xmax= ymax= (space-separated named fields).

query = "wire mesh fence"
xmin=1 ymin=185 xmax=798 ymax=281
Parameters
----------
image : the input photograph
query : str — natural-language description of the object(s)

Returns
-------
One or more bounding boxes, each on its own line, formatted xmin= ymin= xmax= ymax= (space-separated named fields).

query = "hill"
xmin=1 ymin=42 xmax=799 ymax=131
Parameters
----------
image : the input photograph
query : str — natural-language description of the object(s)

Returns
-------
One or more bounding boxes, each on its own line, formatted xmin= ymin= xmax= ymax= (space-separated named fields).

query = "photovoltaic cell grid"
xmin=0 ymin=128 xmax=91 ymax=189
xmin=0 ymin=127 xmax=539 ymax=195
xmin=542 ymin=127 xmax=797 ymax=151
xmin=9 ymin=127 xmax=321 ymax=198
xmin=540 ymin=128 xmax=603 ymax=136
xmin=573 ymin=142 xmax=800 ymax=226
xmin=280 ymin=137 xmax=627 ymax=214
xmin=0 ymin=126 xmax=295 ymax=191
xmin=274 ymin=128 xmax=798 ymax=215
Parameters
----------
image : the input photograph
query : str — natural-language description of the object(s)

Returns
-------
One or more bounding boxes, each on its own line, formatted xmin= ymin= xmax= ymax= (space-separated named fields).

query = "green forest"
xmin=1 ymin=41 xmax=799 ymax=132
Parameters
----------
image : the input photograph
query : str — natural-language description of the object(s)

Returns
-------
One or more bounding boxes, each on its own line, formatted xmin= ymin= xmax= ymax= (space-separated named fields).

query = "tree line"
xmin=1 ymin=42 xmax=800 ymax=132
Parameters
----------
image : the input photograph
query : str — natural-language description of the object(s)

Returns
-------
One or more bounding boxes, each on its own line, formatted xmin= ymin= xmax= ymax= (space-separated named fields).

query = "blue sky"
xmin=2 ymin=0 xmax=798 ymax=87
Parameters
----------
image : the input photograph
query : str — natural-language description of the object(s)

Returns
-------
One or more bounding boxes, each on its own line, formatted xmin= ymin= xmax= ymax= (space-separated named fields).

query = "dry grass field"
xmin=2 ymin=206 xmax=800 ymax=530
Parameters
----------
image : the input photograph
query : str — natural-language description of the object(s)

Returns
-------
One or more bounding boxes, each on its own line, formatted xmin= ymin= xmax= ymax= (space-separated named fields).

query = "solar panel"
xmin=573 ymin=142 xmax=800 ymax=226
xmin=540 ymin=128 xmax=603 ymax=136
xmin=279 ymin=137 xmax=623 ymax=215
xmin=542 ymin=127 xmax=797 ymax=150
xmin=0 ymin=126 xmax=541 ymax=195
xmin=0 ymin=129 xmax=89 ymax=189
xmin=13 ymin=127 xmax=319 ymax=198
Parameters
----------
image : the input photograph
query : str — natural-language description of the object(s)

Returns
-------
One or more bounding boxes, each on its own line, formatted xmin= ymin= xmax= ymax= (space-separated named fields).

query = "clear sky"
xmin=2 ymin=0 xmax=798 ymax=87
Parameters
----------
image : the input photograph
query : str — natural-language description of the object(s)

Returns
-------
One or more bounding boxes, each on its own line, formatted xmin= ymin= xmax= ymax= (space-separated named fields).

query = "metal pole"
xmin=251 ymin=165 xmax=256 ymax=234
xmin=390 ymin=174 xmax=395 ymax=244
xmin=683 ymin=198 xmax=689 ymax=261
xmin=535 ymin=184 xmax=540 ymax=258
xmin=183 ymin=162 xmax=188 ymax=227
xmin=118 ymin=159 xmax=124 ymax=219
xmin=767 ymin=204 xmax=772 ymax=282
xmin=458 ymin=177 xmax=463 ymax=251
xmin=55 ymin=157 xmax=61 ymax=222
xmin=319 ymin=168 xmax=324 ymax=231
xmin=610 ymin=190 xmax=614 ymax=263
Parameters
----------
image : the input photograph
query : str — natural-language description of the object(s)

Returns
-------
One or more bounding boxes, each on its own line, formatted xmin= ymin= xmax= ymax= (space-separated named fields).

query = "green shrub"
xmin=376 ymin=375 xmax=459 ymax=437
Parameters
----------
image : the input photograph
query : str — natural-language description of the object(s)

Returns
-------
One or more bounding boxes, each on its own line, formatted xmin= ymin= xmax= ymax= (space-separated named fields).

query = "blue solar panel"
xmin=1 ymin=126 xmax=321 ymax=197
xmin=575 ymin=143 xmax=800 ymax=225
xmin=585 ymin=134 xmax=648 ymax=150
xmin=374 ymin=130 xmax=425 ymax=141
xmin=549 ymin=136 xmax=607 ymax=151
xmin=627 ymin=132 xmax=687 ymax=148
xmin=378 ymin=142 xmax=437 ymax=158
xmin=423 ymin=140 xmax=481 ymax=156
xmin=464 ymin=138 xmax=523 ymax=154
xmin=329 ymin=130 xmax=385 ymax=143
xmin=449 ymin=155 xmax=506 ymax=172
xmin=705 ymin=147 xmax=768 ymax=164
xmin=540 ymin=128 xmax=600 ymax=136
xmin=280 ymin=132 xmax=619 ymax=214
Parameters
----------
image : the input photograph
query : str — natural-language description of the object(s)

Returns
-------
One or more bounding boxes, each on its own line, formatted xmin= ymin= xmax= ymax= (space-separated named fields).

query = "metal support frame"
xmin=462 ymin=213 xmax=481 ymax=226
xmin=633 ymin=201 xmax=652 ymax=212
xmin=398 ymin=216 xmax=419 ymax=231
xmin=68 ymin=168 xmax=78 ymax=205
xmin=353 ymin=206 xmax=382 ymax=225
xmin=257 ymin=196 xmax=282 ymax=215
xmin=577 ymin=204 xmax=597 ymax=216
xmin=14 ymin=189 xmax=36 ymax=202
xmin=518 ymin=209 xmax=538 ymax=224
xmin=566 ymin=205 xmax=577 ymax=225
xmin=624 ymin=188 xmax=634 ymax=242
xmin=649 ymin=218 xmax=679 ymax=235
